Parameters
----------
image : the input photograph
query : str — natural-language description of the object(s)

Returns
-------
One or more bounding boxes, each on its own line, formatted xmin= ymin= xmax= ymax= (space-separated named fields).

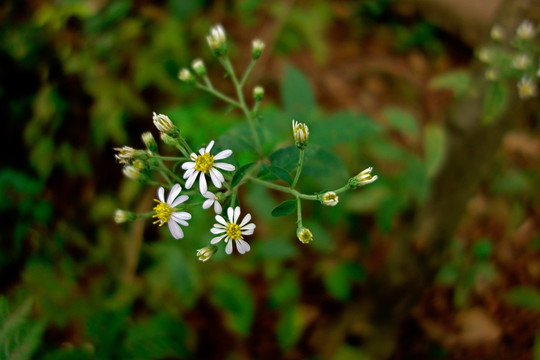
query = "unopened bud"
xmin=196 ymin=245 xmax=217 ymax=262
xmin=122 ymin=165 xmax=140 ymax=180
xmin=517 ymin=76 xmax=537 ymax=99
xmin=516 ymin=19 xmax=536 ymax=40
xmin=152 ymin=112 xmax=175 ymax=133
xmin=512 ymin=53 xmax=531 ymax=70
xmin=191 ymin=58 xmax=207 ymax=77
xmin=292 ymin=120 xmax=309 ymax=149
xmin=253 ymin=86 xmax=264 ymax=101
xmin=251 ymin=39 xmax=265 ymax=60
xmin=141 ymin=132 xmax=157 ymax=153
xmin=490 ymin=25 xmax=504 ymax=41
xmin=114 ymin=146 xmax=136 ymax=164
xmin=178 ymin=68 xmax=195 ymax=84
xmin=297 ymin=227 xmax=313 ymax=244
xmin=348 ymin=167 xmax=378 ymax=189
xmin=114 ymin=209 xmax=136 ymax=224
xmin=321 ymin=191 xmax=339 ymax=206
xmin=207 ymin=24 xmax=227 ymax=56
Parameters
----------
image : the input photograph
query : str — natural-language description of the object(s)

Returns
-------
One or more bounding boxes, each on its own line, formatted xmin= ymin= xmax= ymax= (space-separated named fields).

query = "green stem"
xmin=240 ymin=59 xmax=257 ymax=87
xmin=195 ymin=83 xmax=241 ymax=108
xmin=296 ymin=196 xmax=303 ymax=227
xmin=203 ymin=76 xmax=214 ymax=90
xmin=248 ymin=176 xmax=350 ymax=200
xmin=151 ymin=155 xmax=188 ymax=161
xmin=291 ymin=149 xmax=305 ymax=189
xmin=222 ymin=57 xmax=263 ymax=156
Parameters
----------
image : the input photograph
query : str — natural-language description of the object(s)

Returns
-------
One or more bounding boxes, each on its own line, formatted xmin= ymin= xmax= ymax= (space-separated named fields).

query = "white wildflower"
xmin=202 ymin=191 xmax=223 ymax=214
xmin=152 ymin=184 xmax=191 ymax=239
xmin=152 ymin=112 xmax=174 ymax=133
xmin=210 ymin=206 xmax=255 ymax=255
xmin=517 ymin=76 xmax=537 ymax=99
xmin=297 ymin=227 xmax=313 ymax=244
xmin=516 ymin=19 xmax=536 ymax=40
xmin=321 ymin=191 xmax=339 ymax=206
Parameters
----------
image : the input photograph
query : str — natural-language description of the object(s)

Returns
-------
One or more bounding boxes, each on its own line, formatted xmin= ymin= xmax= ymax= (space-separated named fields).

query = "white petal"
xmin=225 ymin=239 xmax=233 ymax=254
xmin=168 ymin=221 xmax=183 ymax=239
xmin=185 ymin=172 xmax=198 ymax=189
xmin=203 ymin=191 xmax=214 ymax=199
xmin=241 ymin=223 xmax=256 ymax=231
xmin=167 ymin=184 xmax=182 ymax=204
xmin=183 ymin=167 xmax=195 ymax=179
xmin=227 ymin=207 xmax=234 ymax=223
xmin=215 ymin=215 xmax=227 ymax=226
xmin=181 ymin=162 xmax=195 ymax=170
xmin=176 ymin=219 xmax=189 ymax=226
xmin=199 ymin=172 xmax=207 ymax=195
xmin=158 ymin=187 xmax=165 ymax=202
xmin=210 ymin=167 xmax=224 ymax=183
xmin=173 ymin=211 xmax=192 ymax=220
xmin=214 ymin=149 xmax=232 ymax=160
xmin=214 ymin=201 xmax=222 ymax=214
xmin=171 ymin=195 xmax=189 ymax=208
xmin=209 ymin=168 xmax=222 ymax=188
xmin=238 ymin=239 xmax=251 ymax=254
xmin=203 ymin=199 xmax=213 ymax=209
xmin=199 ymin=147 xmax=205 ymax=155
xmin=213 ymin=162 xmax=235 ymax=171
xmin=211 ymin=227 xmax=226 ymax=234
xmin=239 ymin=213 xmax=252 ymax=227
xmin=241 ymin=229 xmax=254 ymax=236
xmin=211 ymin=234 xmax=227 ymax=244
xmin=206 ymin=140 xmax=215 ymax=153
xmin=233 ymin=206 xmax=241 ymax=223
xmin=213 ymin=223 xmax=227 ymax=229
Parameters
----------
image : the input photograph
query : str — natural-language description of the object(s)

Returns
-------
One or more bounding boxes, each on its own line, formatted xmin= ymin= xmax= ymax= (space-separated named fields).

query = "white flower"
xmin=356 ymin=167 xmax=378 ymax=185
xmin=123 ymin=165 xmax=140 ymax=179
xmin=512 ymin=53 xmax=531 ymax=70
xmin=210 ymin=206 xmax=255 ymax=255
xmin=191 ymin=58 xmax=207 ymax=76
xmin=181 ymin=140 xmax=235 ymax=195
xmin=178 ymin=68 xmax=194 ymax=83
xmin=490 ymin=25 xmax=504 ymax=41
xmin=202 ymin=191 xmax=223 ymax=214
xmin=321 ymin=191 xmax=339 ymax=206
xmin=114 ymin=146 xmax=136 ymax=164
xmin=196 ymin=246 xmax=216 ymax=262
xmin=516 ymin=19 xmax=536 ymax=40
xmin=152 ymin=184 xmax=191 ymax=239
xmin=477 ymin=48 xmax=492 ymax=63
xmin=153 ymin=112 xmax=174 ymax=133
xmin=517 ymin=76 xmax=537 ymax=99
xmin=114 ymin=209 xmax=133 ymax=223
xmin=297 ymin=227 xmax=313 ymax=244
xmin=292 ymin=120 xmax=309 ymax=148
xmin=485 ymin=68 xmax=497 ymax=81
xmin=252 ymin=39 xmax=265 ymax=59
xmin=207 ymin=24 xmax=227 ymax=53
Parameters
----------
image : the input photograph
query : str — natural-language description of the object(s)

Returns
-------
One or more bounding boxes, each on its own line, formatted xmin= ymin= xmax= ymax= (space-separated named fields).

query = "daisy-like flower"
xmin=181 ymin=140 xmax=235 ymax=195
xmin=321 ymin=191 xmax=339 ymax=206
xmin=297 ymin=227 xmax=313 ymax=244
xmin=202 ymin=191 xmax=223 ymax=214
xmin=517 ymin=76 xmax=537 ymax=99
xmin=516 ymin=19 xmax=536 ymax=40
xmin=115 ymin=146 xmax=136 ymax=164
xmin=152 ymin=184 xmax=191 ymax=239
xmin=210 ymin=206 xmax=255 ymax=255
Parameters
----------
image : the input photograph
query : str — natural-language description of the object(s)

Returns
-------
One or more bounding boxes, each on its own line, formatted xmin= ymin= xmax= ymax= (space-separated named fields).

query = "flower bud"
xmin=196 ymin=245 xmax=217 ymax=262
xmin=160 ymin=133 xmax=178 ymax=147
xmin=490 ymin=25 xmax=504 ymax=41
xmin=517 ymin=76 xmax=537 ymax=99
xmin=477 ymin=48 xmax=493 ymax=63
xmin=122 ymin=165 xmax=140 ymax=180
xmin=251 ymin=39 xmax=265 ymax=60
xmin=178 ymin=68 xmax=195 ymax=84
xmin=348 ymin=167 xmax=378 ymax=189
xmin=297 ymin=227 xmax=313 ymax=244
xmin=512 ymin=53 xmax=531 ymax=70
xmin=191 ymin=58 xmax=207 ymax=77
xmin=516 ymin=19 xmax=536 ymax=40
xmin=114 ymin=146 xmax=136 ymax=164
xmin=207 ymin=24 xmax=227 ymax=56
xmin=141 ymin=132 xmax=157 ymax=153
xmin=114 ymin=209 xmax=136 ymax=224
xmin=253 ymin=86 xmax=264 ymax=101
xmin=292 ymin=120 xmax=309 ymax=149
xmin=485 ymin=68 xmax=498 ymax=81
xmin=152 ymin=112 xmax=174 ymax=133
xmin=321 ymin=191 xmax=339 ymax=206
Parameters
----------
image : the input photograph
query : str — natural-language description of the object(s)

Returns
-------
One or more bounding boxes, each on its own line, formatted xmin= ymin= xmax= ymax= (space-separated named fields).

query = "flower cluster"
xmin=480 ymin=19 xmax=540 ymax=99
xmin=113 ymin=24 xmax=378 ymax=263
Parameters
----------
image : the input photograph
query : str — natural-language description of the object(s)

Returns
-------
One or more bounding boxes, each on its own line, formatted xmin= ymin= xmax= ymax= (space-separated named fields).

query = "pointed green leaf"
xmin=482 ymin=82 xmax=508 ymax=125
xmin=267 ymin=166 xmax=293 ymax=185
xmin=271 ymin=200 xmax=297 ymax=217
xmin=231 ymin=162 xmax=256 ymax=187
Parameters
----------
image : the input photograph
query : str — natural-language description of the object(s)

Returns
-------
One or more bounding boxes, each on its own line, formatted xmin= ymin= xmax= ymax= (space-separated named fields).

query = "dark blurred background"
xmin=1 ymin=0 xmax=540 ymax=359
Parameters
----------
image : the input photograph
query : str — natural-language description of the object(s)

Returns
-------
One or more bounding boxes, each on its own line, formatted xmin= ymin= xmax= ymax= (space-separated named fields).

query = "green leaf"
xmin=254 ymin=237 xmax=298 ymax=260
xmin=424 ymin=123 xmax=446 ymax=178
xmin=435 ymin=264 xmax=459 ymax=285
xmin=282 ymin=65 xmax=315 ymax=118
xmin=323 ymin=262 xmax=366 ymax=301
xmin=269 ymin=145 xmax=298 ymax=172
xmin=211 ymin=274 xmax=255 ymax=336
xmin=429 ymin=70 xmax=471 ymax=97
xmin=504 ymin=286 xmax=540 ymax=310
xmin=0 ymin=298 xmax=33 ymax=345
xmin=268 ymin=271 xmax=300 ymax=308
xmin=482 ymin=82 xmax=508 ymax=125
xmin=382 ymin=107 xmax=419 ymax=139
xmin=302 ymin=146 xmax=348 ymax=188
xmin=231 ymin=162 xmax=256 ymax=187
xmin=472 ymin=239 xmax=492 ymax=260
xmin=267 ymin=166 xmax=293 ymax=185
xmin=271 ymin=200 xmax=297 ymax=217
xmin=276 ymin=304 xmax=302 ymax=350
xmin=309 ymin=112 xmax=383 ymax=146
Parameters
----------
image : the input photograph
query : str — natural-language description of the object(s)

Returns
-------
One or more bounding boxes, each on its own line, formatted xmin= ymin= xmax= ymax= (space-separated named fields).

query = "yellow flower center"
xmin=226 ymin=223 xmax=243 ymax=241
xmin=323 ymin=193 xmax=337 ymax=202
xmin=152 ymin=200 xmax=173 ymax=226
xmin=298 ymin=229 xmax=312 ymax=243
xmin=194 ymin=153 xmax=214 ymax=173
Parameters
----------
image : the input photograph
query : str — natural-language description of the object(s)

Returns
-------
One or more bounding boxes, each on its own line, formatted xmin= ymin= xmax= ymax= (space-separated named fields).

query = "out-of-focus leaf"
xmin=323 ymin=262 xmax=366 ymax=301
xmin=269 ymin=271 xmax=299 ymax=308
xmin=335 ymin=345 xmax=372 ymax=360
xmin=302 ymin=146 xmax=349 ymax=188
xmin=472 ymin=239 xmax=492 ymax=260
xmin=271 ymin=200 xmax=297 ymax=217
xmin=231 ymin=162 xmax=256 ymax=187
xmin=382 ymin=107 xmax=419 ymax=139
xmin=346 ymin=186 xmax=388 ymax=213
xmin=436 ymin=264 xmax=459 ymax=285
xmin=376 ymin=192 xmax=407 ymax=232
xmin=482 ymin=82 xmax=508 ymax=125
xmin=269 ymin=145 xmax=298 ymax=171
xmin=504 ymin=286 xmax=540 ymax=310
xmin=282 ymin=65 xmax=315 ymax=119
xmin=211 ymin=274 xmax=255 ymax=336
xmin=429 ymin=70 xmax=471 ymax=97
xmin=491 ymin=170 xmax=529 ymax=196
xmin=30 ymin=138 xmax=54 ymax=178
xmin=424 ymin=123 xmax=446 ymax=178
xmin=254 ymin=237 xmax=298 ymax=260
xmin=303 ymin=219 xmax=335 ymax=252
xmin=309 ymin=112 xmax=383 ymax=146
xmin=276 ymin=304 xmax=303 ymax=350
